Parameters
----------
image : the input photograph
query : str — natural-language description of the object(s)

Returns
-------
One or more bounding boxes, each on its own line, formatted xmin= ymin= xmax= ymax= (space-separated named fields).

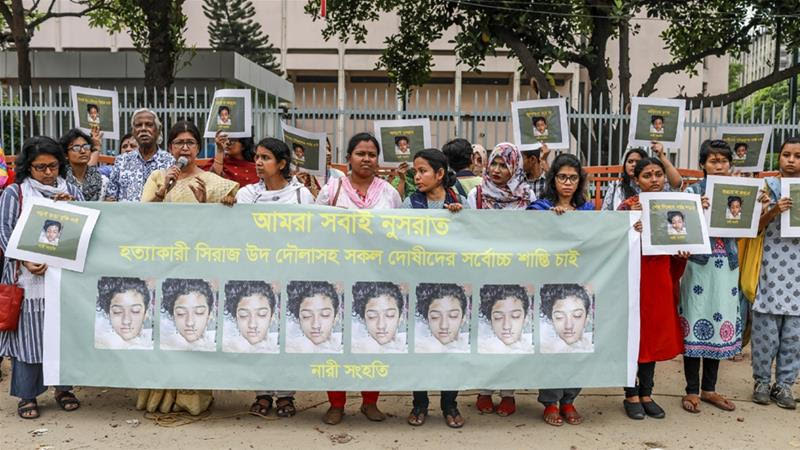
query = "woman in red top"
xmin=201 ymin=131 xmax=259 ymax=186
xmin=618 ymin=155 xmax=687 ymax=420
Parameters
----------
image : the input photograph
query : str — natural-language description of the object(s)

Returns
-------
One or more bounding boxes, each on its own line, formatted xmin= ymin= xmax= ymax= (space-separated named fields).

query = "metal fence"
xmin=1 ymin=84 xmax=798 ymax=169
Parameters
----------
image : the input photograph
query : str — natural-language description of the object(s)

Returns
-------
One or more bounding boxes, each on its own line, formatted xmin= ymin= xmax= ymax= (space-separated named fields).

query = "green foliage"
xmin=733 ymin=80 xmax=793 ymax=122
xmin=202 ymin=0 xmax=282 ymax=75
xmin=305 ymin=0 xmax=800 ymax=103
xmin=88 ymin=0 xmax=193 ymax=87
xmin=728 ymin=61 xmax=743 ymax=92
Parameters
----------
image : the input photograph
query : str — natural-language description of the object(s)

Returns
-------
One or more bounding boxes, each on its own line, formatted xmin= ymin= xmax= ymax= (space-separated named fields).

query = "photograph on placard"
xmin=414 ymin=282 xmax=471 ymax=353
xmin=221 ymin=280 xmax=280 ymax=354
xmin=350 ymin=281 xmax=408 ymax=354
xmin=781 ymin=178 xmax=800 ymax=238
xmin=204 ymin=89 xmax=252 ymax=138
xmin=640 ymin=192 xmax=711 ymax=255
xmin=628 ymin=97 xmax=686 ymax=148
xmin=69 ymin=86 xmax=120 ymax=139
xmin=511 ymin=98 xmax=570 ymax=150
xmin=717 ymin=126 xmax=772 ymax=172
xmin=94 ymin=277 xmax=155 ymax=350
xmin=5 ymin=197 xmax=100 ymax=272
xmin=373 ymin=119 xmax=431 ymax=167
xmin=704 ymin=176 xmax=764 ymax=238
xmin=477 ymin=284 xmax=534 ymax=354
xmin=280 ymin=122 xmax=327 ymax=177
xmin=159 ymin=278 xmax=219 ymax=352
xmin=539 ymin=283 xmax=595 ymax=354
xmin=285 ymin=280 xmax=344 ymax=354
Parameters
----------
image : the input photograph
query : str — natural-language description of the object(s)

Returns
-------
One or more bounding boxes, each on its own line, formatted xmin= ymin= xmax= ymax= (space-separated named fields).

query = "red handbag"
xmin=0 ymin=266 xmax=23 ymax=331
xmin=0 ymin=186 xmax=24 ymax=331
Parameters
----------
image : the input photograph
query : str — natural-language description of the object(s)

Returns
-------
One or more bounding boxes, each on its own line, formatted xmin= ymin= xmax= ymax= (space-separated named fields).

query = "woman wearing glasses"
xmin=526 ymin=153 xmax=593 ymax=426
xmin=235 ymin=138 xmax=314 ymax=204
xmin=136 ymin=121 xmax=238 ymax=416
xmin=527 ymin=154 xmax=595 ymax=214
xmin=59 ymin=128 xmax=105 ymax=201
xmin=141 ymin=121 xmax=239 ymax=204
xmin=0 ymin=137 xmax=84 ymax=419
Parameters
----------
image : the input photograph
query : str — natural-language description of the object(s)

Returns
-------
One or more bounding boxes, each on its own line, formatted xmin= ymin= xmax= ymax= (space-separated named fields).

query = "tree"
xmin=0 ymin=1 xmax=109 ymax=92
xmin=89 ymin=0 xmax=193 ymax=89
xmin=202 ymin=0 xmax=282 ymax=75
xmin=305 ymin=0 xmax=800 ymax=160
xmin=305 ymin=0 xmax=800 ymax=111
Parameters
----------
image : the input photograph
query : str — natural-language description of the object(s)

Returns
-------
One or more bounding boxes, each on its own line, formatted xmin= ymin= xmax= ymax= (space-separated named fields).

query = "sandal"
xmin=407 ymin=406 xmax=428 ymax=426
xmin=701 ymin=391 xmax=736 ymax=411
xmin=275 ymin=396 xmax=297 ymax=417
xmin=681 ymin=394 xmax=701 ymax=413
xmin=250 ymin=395 xmax=273 ymax=416
xmin=55 ymin=390 xmax=80 ymax=412
xmin=543 ymin=404 xmax=563 ymax=426
xmin=443 ymin=406 xmax=465 ymax=429
xmin=476 ymin=394 xmax=495 ymax=414
xmin=496 ymin=396 xmax=516 ymax=416
xmin=560 ymin=403 xmax=583 ymax=425
xmin=18 ymin=399 xmax=39 ymax=419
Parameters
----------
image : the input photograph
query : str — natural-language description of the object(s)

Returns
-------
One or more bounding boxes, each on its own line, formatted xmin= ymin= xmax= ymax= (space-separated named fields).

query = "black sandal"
xmin=407 ymin=406 xmax=428 ymax=426
xmin=443 ymin=406 xmax=465 ymax=428
xmin=18 ymin=399 xmax=39 ymax=419
xmin=275 ymin=396 xmax=296 ymax=417
xmin=250 ymin=395 xmax=273 ymax=416
xmin=55 ymin=391 xmax=80 ymax=412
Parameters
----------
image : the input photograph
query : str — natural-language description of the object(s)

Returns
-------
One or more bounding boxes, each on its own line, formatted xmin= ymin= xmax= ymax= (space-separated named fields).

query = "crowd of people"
xmin=0 ymin=107 xmax=798 ymax=429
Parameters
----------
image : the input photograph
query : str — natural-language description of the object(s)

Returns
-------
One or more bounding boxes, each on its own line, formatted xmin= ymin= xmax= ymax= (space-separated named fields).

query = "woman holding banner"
xmin=466 ymin=142 xmax=534 ymax=211
xmin=0 ymin=137 xmax=84 ymax=419
xmin=141 ymin=121 xmax=239 ymax=204
xmin=602 ymin=144 xmax=682 ymax=211
xmin=618 ymin=157 xmax=687 ymax=420
xmin=201 ymin=131 xmax=259 ymax=187
xmin=678 ymin=140 xmax=741 ymax=414
xmin=466 ymin=142 xmax=532 ymax=417
xmin=402 ymin=149 xmax=466 ymax=428
xmin=527 ymin=153 xmax=593 ymax=426
xmin=136 ymin=121 xmax=237 ymax=416
xmin=235 ymin=138 xmax=313 ymax=205
xmin=315 ymin=132 xmax=400 ymax=425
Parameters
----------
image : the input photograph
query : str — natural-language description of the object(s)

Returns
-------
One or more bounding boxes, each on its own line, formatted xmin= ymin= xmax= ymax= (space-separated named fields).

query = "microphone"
xmin=167 ymin=156 xmax=189 ymax=189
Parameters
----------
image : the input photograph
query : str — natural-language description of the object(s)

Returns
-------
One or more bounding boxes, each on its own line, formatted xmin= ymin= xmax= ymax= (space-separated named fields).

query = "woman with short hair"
xmin=141 ymin=120 xmax=239 ymax=204
xmin=60 ymin=128 xmax=105 ymax=201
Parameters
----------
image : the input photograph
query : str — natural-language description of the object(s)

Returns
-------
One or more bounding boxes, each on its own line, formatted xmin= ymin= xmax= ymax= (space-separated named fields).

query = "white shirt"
xmin=236 ymin=178 xmax=314 ymax=204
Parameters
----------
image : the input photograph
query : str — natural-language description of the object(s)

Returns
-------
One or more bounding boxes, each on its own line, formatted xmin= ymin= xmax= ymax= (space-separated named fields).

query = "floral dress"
xmin=679 ymin=237 xmax=742 ymax=359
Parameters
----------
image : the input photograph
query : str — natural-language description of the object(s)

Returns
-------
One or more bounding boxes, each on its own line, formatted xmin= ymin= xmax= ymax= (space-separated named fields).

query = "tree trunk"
xmin=143 ymin=4 xmax=177 ymax=90
xmin=773 ymin=18 xmax=782 ymax=75
xmin=10 ymin=0 xmax=31 ymax=92
xmin=584 ymin=6 xmax=614 ymax=165
xmin=618 ymin=18 xmax=631 ymax=112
